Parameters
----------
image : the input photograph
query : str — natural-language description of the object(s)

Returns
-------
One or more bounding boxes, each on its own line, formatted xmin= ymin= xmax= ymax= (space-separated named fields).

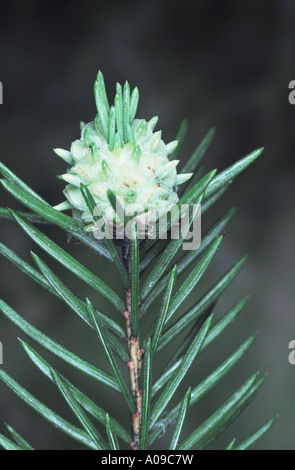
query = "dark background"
xmin=0 ymin=0 xmax=294 ymax=450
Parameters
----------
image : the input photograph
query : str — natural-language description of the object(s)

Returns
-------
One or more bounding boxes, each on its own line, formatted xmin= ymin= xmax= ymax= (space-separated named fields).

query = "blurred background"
xmin=0 ymin=0 xmax=294 ymax=450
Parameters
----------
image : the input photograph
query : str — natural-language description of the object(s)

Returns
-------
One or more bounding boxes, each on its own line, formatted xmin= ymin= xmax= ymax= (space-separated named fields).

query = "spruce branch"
xmin=0 ymin=71 xmax=275 ymax=451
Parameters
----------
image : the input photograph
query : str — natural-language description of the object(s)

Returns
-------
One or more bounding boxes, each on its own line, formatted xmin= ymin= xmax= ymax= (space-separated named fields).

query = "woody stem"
xmin=124 ymin=288 xmax=143 ymax=450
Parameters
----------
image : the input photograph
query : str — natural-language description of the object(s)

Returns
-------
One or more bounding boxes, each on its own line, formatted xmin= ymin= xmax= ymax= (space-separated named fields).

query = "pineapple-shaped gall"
xmin=54 ymin=72 xmax=192 ymax=228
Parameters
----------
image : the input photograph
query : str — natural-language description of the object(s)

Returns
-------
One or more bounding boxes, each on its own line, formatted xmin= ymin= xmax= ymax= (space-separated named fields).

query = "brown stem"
xmin=124 ymin=288 xmax=143 ymax=450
